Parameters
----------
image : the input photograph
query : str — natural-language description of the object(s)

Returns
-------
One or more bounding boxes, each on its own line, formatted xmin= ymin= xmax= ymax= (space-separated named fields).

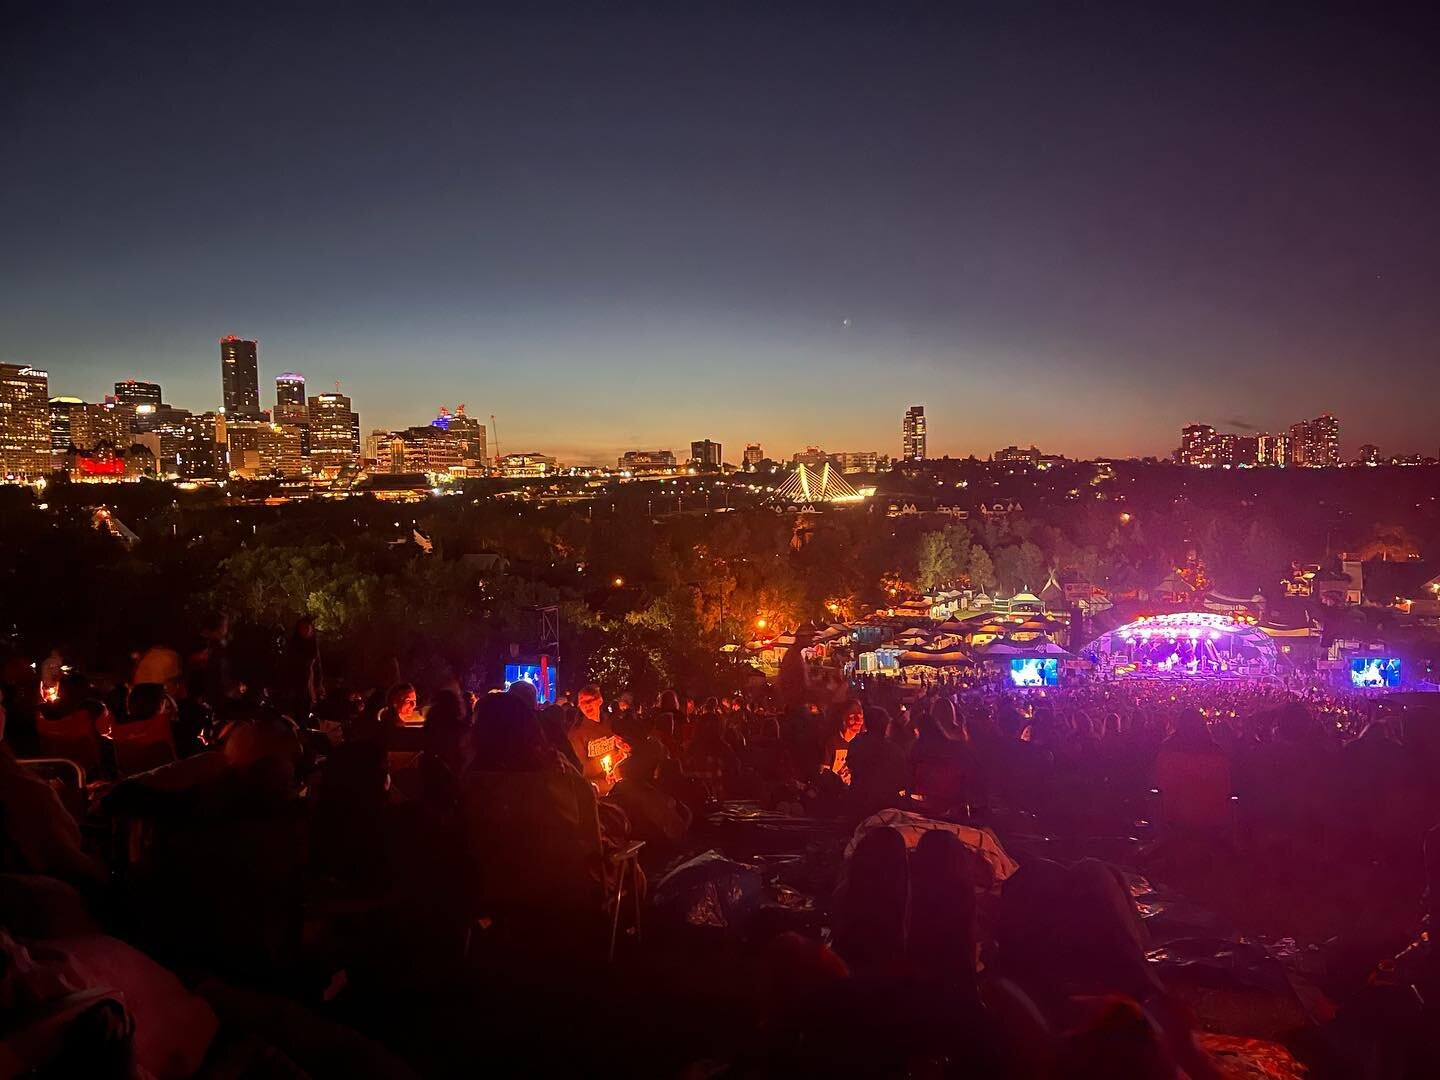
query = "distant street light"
xmin=613 ymin=576 xmax=625 ymax=587
xmin=755 ymin=617 xmax=768 ymax=631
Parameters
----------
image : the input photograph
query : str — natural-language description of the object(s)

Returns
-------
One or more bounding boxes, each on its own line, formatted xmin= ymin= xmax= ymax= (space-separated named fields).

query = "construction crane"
xmin=490 ymin=414 xmax=500 ymax=463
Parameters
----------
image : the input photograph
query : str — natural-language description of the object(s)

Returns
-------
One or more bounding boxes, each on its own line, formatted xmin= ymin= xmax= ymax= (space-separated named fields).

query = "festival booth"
xmin=1083 ymin=612 xmax=1279 ymax=680
xmin=930 ymin=618 xmax=971 ymax=650
xmin=805 ymin=623 xmax=849 ymax=660
xmin=923 ymin=590 xmax=967 ymax=619
xmin=897 ymin=644 xmax=972 ymax=674
xmin=891 ymin=599 xmax=934 ymax=622
xmin=991 ymin=590 xmax=1047 ymax=616
xmin=893 ymin=626 xmax=934 ymax=647
xmin=1009 ymin=614 xmax=1068 ymax=645
xmin=969 ymin=622 xmax=1009 ymax=647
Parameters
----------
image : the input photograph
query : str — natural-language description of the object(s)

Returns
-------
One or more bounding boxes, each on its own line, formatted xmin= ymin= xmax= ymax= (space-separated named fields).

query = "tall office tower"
xmin=224 ymin=420 xmax=305 ymax=479
xmin=69 ymin=402 xmax=130 ymax=451
xmin=743 ymin=443 xmax=764 ymax=468
xmin=434 ymin=406 xmax=487 ymax=470
xmin=1288 ymin=414 xmax=1341 ymax=467
xmin=0 ymin=363 xmax=51 ymax=479
xmin=363 ymin=428 xmax=388 ymax=464
xmin=220 ymin=335 xmax=261 ymax=418
xmin=902 ymin=405 xmax=927 ymax=461
xmin=274 ymin=373 xmax=308 ymax=427
xmin=49 ymin=396 xmax=84 ymax=466
xmin=378 ymin=426 xmax=465 ymax=474
xmin=307 ymin=392 xmax=360 ymax=472
xmin=115 ymin=379 xmax=174 ymax=434
xmin=177 ymin=413 xmax=223 ymax=479
xmin=690 ymin=439 xmax=722 ymax=469
xmin=113 ymin=379 xmax=162 ymax=408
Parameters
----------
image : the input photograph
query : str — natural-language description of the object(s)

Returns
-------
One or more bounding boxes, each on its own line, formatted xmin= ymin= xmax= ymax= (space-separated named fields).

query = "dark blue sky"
xmin=4 ymin=2 xmax=1438 ymax=462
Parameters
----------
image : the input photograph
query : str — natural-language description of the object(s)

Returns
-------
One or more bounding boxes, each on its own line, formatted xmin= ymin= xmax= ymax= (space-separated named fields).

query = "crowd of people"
xmin=2 ymin=612 xmax=1440 ymax=1076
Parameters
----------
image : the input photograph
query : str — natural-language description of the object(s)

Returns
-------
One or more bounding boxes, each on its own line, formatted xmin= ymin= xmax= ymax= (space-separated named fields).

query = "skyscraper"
xmin=220 ymin=336 xmax=261 ymax=418
xmin=274 ymin=373 xmax=308 ymax=427
xmin=690 ymin=439 xmax=722 ymax=469
xmin=902 ymin=405 xmax=926 ymax=462
xmin=433 ymin=406 xmax=487 ymax=470
xmin=69 ymin=402 xmax=129 ymax=451
xmin=113 ymin=379 xmax=162 ymax=408
xmin=743 ymin=443 xmax=764 ymax=468
xmin=49 ymin=396 xmax=84 ymax=466
xmin=177 ymin=413 xmax=223 ymax=479
xmin=115 ymin=379 xmax=183 ymax=434
xmin=0 ymin=363 xmax=51 ymax=479
xmin=223 ymin=419 xmax=304 ymax=479
xmin=377 ymin=425 xmax=464 ymax=474
xmin=307 ymin=392 xmax=360 ymax=473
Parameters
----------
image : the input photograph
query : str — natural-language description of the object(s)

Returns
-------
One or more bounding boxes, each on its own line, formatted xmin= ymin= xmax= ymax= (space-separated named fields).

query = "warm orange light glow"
xmin=600 ymin=753 xmax=614 ymax=776
xmin=612 ymin=576 xmax=624 ymax=587
xmin=755 ymin=617 xmax=768 ymax=630
xmin=1119 ymin=512 xmax=1132 ymax=524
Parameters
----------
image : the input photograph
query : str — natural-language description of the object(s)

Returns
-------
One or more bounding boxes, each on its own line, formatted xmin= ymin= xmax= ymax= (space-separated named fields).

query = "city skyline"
xmin=5 ymin=6 xmax=1439 ymax=462
xmin=7 ymin=342 xmax=1414 ymax=468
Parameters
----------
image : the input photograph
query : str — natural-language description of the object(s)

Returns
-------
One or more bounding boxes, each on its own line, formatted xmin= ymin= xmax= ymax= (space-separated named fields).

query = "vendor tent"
xmin=899 ymin=646 xmax=970 ymax=667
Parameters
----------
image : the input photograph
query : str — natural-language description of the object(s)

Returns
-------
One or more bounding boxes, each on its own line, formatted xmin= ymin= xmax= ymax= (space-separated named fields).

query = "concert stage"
xmin=1083 ymin=612 xmax=1279 ymax=680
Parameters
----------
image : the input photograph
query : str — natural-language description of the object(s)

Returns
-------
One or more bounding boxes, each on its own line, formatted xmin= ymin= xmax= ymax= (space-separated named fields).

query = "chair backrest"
xmin=1154 ymin=750 xmax=1232 ymax=831
xmin=34 ymin=736 xmax=101 ymax=780
xmin=110 ymin=716 xmax=176 ymax=778
xmin=459 ymin=769 xmax=604 ymax=911
xmin=36 ymin=713 xmax=103 ymax=778
xmin=15 ymin=758 xmax=88 ymax=822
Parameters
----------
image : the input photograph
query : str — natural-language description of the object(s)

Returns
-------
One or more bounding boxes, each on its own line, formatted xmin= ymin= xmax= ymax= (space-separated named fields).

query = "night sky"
xmin=4 ymin=2 xmax=1438 ymax=463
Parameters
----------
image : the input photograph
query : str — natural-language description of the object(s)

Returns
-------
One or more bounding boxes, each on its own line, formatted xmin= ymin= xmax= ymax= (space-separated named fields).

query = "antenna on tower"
xmin=490 ymin=414 xmax=500 ymax=463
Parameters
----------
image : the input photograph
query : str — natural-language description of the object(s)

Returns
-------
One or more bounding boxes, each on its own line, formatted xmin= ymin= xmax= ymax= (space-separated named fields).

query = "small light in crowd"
xmin=613 ymin=576 xmax=624 ymax=587
xmin=755 ymin=617 xmax=767 ymax=630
